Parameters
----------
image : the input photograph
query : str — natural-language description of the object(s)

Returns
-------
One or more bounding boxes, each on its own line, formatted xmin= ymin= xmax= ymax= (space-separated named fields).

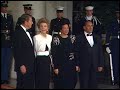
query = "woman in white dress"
xmin=33 ymin=18 xmax=52 ymax=89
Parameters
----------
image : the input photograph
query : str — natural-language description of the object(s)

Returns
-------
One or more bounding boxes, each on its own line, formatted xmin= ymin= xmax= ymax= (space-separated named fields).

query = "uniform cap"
xmin=23 ymin=4 xmax=32 ymax=10
xmin=1 ymin=1 xmax=8 ymax=7
xmin=56 ymin=6 xmax=64 ymax=13
xmin=85 ymin=6 xmax=94 ymax=10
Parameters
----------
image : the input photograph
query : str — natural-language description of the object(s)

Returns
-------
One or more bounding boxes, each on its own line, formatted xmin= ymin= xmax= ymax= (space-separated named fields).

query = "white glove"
xmin=106 ymin=47 xmax=111 ymax=54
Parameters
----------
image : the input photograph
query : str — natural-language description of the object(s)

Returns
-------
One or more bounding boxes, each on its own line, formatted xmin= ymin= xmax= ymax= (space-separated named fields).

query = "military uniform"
xmin=106 ymin=11 xmax=119 ymax=85
xmin=15 ymin=4 xmax=36 ymax=37
xmin=49 ymin=6 xmax=71 ymax=37
xmin=51 ymin=35 xmax=77 ymax=89
xmin=76 ymin=6 xmax=102 ymax=37
xmin=1 ymin=1 xmax=14 ymax=84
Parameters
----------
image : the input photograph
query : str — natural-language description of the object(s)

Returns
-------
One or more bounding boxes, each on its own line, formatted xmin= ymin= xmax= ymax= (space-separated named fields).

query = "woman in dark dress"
xmin=51 ymin=23 xmax=78 ymax=89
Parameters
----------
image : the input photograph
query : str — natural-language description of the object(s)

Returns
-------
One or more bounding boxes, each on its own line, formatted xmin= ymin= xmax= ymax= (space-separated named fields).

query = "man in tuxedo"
xmin=74 ymin=20 xmax=104 ymax=89
xmin=13 ymin=14 xmax=35 ymax=89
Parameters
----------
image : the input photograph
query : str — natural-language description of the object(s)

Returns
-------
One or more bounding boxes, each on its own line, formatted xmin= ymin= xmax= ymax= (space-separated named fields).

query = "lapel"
xmin=82 ymin=32 xmax=91 ymax=47
xmin=92 ymin=33 xmax=97 ymax=47
xmin=31 ymin=37 xmax=34 ymax=47
xmin=21 ymin=27 xmax=33 ymax=47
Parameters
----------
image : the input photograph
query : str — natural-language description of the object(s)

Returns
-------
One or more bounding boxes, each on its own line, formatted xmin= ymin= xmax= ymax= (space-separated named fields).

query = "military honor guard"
xmin=49 ymin=6 xmax=71 ymax=37
xmin=106 ymin=9 xmax=119 ymax=85
xmin=74 ymin=20 xmax=104 ymax=89
xmin=51 ymin=22 xmax=77 ymax=89
xmin=78 ymin=5 xmax=102 ymax=37
xmin=33 ymin=18 xmax=52 ymax=89
xmin=15 ymin=4 xmax=36 ymax=37
xmin=1 ymin=1 xmax=14 ymax=84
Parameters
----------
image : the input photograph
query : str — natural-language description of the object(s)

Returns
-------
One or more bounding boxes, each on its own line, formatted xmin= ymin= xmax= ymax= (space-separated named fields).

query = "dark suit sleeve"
xmin=51 ymin=37 xmax=60 ymax=69
xmin=13 ymin=30 xmax=26 ymax=68
xmin=73 ymin=36 xmax=80 ymax=66
xmin=97 ymin=36 xmax=104 ymax=67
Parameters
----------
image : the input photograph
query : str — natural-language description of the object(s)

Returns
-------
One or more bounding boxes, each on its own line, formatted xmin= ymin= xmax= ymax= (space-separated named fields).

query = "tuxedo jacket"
xmin=74 ymin=32 xmax=104 ymax=72
xmin=13 ymin=26 xmax=35 ymax=72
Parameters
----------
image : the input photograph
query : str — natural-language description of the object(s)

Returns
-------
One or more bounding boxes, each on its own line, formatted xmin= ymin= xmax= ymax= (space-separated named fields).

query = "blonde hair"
xmin=37 ymin=18 xmax=49 ymax=29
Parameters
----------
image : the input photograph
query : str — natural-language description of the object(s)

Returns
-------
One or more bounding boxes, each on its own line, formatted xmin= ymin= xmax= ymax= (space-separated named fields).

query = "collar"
xmin=86 ymin=15 xmax=93 ymax=20
xmin=1 ymin=12 xmax=7 ymax=17
xmin=20 ymin=25 xmax=27 ymax=32
xmin=84 ymin=31 xmax=92 ymax=36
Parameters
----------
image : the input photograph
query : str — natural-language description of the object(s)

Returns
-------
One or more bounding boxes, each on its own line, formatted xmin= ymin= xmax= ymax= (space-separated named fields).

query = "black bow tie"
xmin=87 ymin=33 xmax=93 ymax=36
xmin=26 ymin=29 xmax=29 ymax=32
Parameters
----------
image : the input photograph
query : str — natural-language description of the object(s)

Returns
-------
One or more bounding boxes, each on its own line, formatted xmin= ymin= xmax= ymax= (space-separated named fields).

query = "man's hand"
xmin=76 ymin=66 xmax=80 ymax=72
xmin=98 ymin=67 xmax=103 ymax=72
xmin=20 ymin=65 xmax=27 ymax=74
xmin=54 ymin=69 xmax=59 ymax=75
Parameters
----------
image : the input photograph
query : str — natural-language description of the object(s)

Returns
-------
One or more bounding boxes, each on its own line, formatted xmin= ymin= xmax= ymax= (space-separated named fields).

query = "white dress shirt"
xmin=33 ymin=33 xmax=52 ymax=56
xmin=20 ymin=25 xmax=33 ymax=45
xmin=1 ymin=13 xmax=7 ymax=18
xmin=84 ymin=31 xmax=94 ymax=47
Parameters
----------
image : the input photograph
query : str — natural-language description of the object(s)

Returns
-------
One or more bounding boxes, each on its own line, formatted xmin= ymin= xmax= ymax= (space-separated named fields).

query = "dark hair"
xmin=60 ymin=22 xmax=69 ymax=30
xmin=19 ymin=14 xmax=32 ymax=24
xmin=83 ymin=20 xmax=93 ymax=26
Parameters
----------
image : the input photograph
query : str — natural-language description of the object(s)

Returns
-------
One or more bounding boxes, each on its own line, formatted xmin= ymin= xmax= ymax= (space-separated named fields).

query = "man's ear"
xmin=83 ymin=26 xmax=85 ymax=30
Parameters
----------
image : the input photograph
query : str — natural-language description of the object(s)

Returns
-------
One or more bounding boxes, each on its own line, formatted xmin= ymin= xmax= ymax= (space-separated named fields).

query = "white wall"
xmin=8 ymin=1 xmax=73 ymax=79
xmin=8 ymin=1 xmax=46 ymax=31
